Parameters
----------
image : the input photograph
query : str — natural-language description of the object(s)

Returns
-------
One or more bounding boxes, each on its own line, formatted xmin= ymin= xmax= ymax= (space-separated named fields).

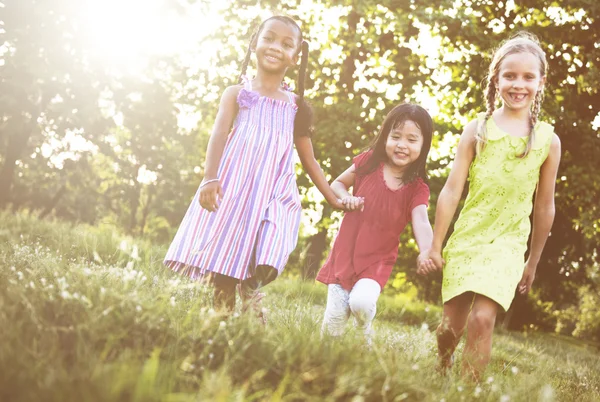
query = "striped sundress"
xmin=164 ymin=77 xmax=302 ymax=281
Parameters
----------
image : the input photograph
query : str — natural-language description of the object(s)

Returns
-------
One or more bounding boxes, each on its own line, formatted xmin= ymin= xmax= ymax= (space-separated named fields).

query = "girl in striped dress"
xmin=164 ymin=16 xmax=341 ymax=316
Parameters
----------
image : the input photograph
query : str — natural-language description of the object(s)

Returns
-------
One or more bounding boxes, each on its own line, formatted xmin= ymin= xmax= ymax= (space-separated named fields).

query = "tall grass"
xmin=1 ymin=211 xmax=599 ymax=401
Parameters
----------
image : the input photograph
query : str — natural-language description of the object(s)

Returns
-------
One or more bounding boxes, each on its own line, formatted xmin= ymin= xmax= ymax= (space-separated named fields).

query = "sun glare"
xmin=80 ymin=0 xmax=225 ymax=73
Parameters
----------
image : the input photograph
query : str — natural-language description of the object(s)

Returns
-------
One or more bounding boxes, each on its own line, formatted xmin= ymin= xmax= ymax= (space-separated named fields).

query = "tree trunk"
xmin=301 ymin=204 xmax=333 ymax=280
xmin=39 ymin=184 xmax=67 ymax=219
xmin=0 ymin=128 xmax=32 ymax=207
xmin=139 ymin=186 xmax=155 ymax=236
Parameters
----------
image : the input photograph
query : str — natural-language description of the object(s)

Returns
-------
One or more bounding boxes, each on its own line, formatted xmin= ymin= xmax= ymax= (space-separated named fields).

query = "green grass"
xmin=1 ymin=211 xmax=599 ymax=401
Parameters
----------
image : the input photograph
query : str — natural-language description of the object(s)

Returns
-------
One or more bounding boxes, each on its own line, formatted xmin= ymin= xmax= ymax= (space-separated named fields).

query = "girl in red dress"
xmin=316 ymin=103 xmax=435 ymax=340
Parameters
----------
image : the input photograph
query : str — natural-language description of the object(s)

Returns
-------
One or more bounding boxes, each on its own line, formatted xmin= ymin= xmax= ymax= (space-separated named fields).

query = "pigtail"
xmin=476 ymin=76 xmax=497 ymax=155
xmin=519 ymin=89 xmax=544 ymax=158
xmin=293 ymin=40 xmax=314 ymax=138
xmin=238 ymin=32 xmax=256 ymax=84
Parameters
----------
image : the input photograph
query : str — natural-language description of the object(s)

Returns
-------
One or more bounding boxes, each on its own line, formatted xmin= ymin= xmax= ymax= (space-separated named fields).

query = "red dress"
xmin=316 ymin=151 xmax=430 ymax=290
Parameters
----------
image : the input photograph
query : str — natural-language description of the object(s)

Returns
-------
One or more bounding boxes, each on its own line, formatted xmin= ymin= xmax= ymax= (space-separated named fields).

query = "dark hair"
xmin=355 ymin=103 xmax=433 ymax=183
xmin=238 ymin=16 xmax=313 ymax=138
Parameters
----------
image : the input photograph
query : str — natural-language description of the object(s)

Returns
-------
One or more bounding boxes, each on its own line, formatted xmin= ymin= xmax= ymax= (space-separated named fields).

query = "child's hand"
xmin=417 ymin=251 xmax=437 ymax=276
xmin=341 ymin=196 xmax=364 ymax=212
xmin=517 ymin=259 xmax=537 ymax=295
xmin=199 ymin=181 xmax=223 ymax=212
xmin=417 ymin=250 xmax=444 ymax=276
xmin=329 ymin=198 xmax=345 ymax=210
xmin=427 ymin=249 xmax=445 ymax=270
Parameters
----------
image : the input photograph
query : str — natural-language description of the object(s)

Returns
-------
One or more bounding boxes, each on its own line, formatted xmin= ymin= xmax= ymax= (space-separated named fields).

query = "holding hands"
xmin=341 ymin=195 xmax=365 ymax=212
xmin=417 ymin=249 xmax=444 ymax=276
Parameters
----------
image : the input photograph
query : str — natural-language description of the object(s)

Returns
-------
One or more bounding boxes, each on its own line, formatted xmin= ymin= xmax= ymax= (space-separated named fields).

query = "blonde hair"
xmin=476 ymin=32 xmax=548 ymax=157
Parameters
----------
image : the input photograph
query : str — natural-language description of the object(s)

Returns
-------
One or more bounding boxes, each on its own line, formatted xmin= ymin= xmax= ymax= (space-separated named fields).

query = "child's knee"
xmin=468 ymin=309 xmax=496 ymax=333
xmin=349 ymin=295 xmax=377 ymax=319
xmin=436 ymin=319 xmax=462 ymax=341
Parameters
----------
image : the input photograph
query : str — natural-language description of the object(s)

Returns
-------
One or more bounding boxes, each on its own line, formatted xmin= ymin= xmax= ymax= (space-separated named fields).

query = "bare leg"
xmin=213 ymin=273 xmax=237 ymax=312
xmin=437 ymin=292 xmax=473 ymax=373
xmin=462 ymin=294 xmax=500 ymax=382
xmin=240 ymin=265 xmax=277 ymax=297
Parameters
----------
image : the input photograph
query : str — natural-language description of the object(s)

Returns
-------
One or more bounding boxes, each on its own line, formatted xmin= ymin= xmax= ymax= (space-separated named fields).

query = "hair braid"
xmin=476 ymin=77 xmax=497 ymax=155
xmin=238 ymin=32 xmax=256 ymax=84
xmin=520 ymin=88 xmax=544 ymax=158
xmin=294 ymin=40 xmax=314 ymax=138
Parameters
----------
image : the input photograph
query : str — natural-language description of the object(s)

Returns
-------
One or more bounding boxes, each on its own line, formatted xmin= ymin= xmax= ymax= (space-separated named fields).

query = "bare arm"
xmin=518 ymin=133 xmax=561 ymax=294
xmin=199 ymin=85 xmax=241 ymax=211
xmin=430 ymin=120 xmax=478 ymax=255
xmin=412 ymin=204 xmax=433 ymax=252
xmin=412 ymin=204 xmax=437 ymax=275
xmin=331 ymin=164 xmax=364 ymax=211
xmin=295 ymin=136 xmax=343 ymax=209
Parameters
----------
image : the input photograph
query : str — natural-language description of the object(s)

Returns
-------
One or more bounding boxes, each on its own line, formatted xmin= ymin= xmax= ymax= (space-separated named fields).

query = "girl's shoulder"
xmin=221 ymin=84 xmax=244 ymax=102
xmin=353 ymin=149 xmax=374 ymax=168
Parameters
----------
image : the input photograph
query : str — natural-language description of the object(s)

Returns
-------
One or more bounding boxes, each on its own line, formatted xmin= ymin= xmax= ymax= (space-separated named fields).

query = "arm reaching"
xmin=411 ymin=204 xmax=436 ymax=276
xmin=199 ymin=85 xmax=241 ymax=212
xmin=427 ymin=119 xmax=478 ymax=269
xmin=518 ymin=133 xmax=561 ymax=294
xmin=330 ymin=163 xmax=364 ymax=211
xmin=295 ymin=136 xmax=343 ymax=209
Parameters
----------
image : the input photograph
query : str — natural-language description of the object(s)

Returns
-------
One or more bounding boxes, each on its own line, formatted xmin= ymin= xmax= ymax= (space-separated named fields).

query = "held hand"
xmin=198 ymin=181 xmax=223 ymax=212
xmin=341 ymin=196 xmax=365 ymax=212
xmin=427 ymin=249 xmax=445 ymax=271
xmin=518 ymin=260 xmax=537 ymax=295
xmin=416 ymin=250 xmax=443 ymax=276
xmin=328 ymin=197 xmax=345 ymax=210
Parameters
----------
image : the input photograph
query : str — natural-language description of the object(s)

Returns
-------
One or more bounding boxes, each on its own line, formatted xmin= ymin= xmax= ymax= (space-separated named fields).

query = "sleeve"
xmin=352 ymin=149 xmax=373 ymax=169
xmin=409 ymin=180 xmax=430 ymax=212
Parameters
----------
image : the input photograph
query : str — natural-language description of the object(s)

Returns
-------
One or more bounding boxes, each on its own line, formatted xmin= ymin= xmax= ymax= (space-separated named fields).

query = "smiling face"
xmin=253 ymin=19 xmax=300 ymax=74
xmin=495 ymin=51 xmax=546 ymax=112
xmin=384 ymin=120 xmax=424 ymax=170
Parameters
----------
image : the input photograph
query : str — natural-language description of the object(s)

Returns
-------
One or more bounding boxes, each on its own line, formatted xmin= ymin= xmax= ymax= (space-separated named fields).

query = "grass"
xmin=1 ymin=211 xmax=599 ymax=401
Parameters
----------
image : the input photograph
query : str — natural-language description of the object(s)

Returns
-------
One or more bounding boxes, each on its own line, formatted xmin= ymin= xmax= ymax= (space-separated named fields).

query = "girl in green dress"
xmin=419 ymin=32 xmax=561 ymax=381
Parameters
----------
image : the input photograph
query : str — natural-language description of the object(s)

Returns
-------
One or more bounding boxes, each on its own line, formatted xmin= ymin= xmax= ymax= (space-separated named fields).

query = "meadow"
xmin=1 ymin=212 xmax=599 ymax=402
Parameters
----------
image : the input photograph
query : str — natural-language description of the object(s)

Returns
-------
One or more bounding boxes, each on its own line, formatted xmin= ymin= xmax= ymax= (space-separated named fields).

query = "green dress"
xmin=442 ymin=113 xmax=554 ymax=311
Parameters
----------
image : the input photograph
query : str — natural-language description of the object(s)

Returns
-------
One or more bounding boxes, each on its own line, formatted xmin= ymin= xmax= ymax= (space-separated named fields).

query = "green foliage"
xmin=1 ymin=0 xmax=599 ymax=334
xmin=1 ymin=213 xmax=600 ymax=401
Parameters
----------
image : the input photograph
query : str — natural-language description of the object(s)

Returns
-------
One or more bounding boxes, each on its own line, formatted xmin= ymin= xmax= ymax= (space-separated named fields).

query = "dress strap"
xmin=285 ymin=90 xmax=295 ymax=105
xmin=241 ymin=75 xmax=252 ymax=91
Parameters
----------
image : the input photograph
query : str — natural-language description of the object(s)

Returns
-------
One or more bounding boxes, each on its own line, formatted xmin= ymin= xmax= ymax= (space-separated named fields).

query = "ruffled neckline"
xmin=482 ymin=113 xmax=550 ymax=150
xmin=377 ymin=163 xmax=412 ymax=193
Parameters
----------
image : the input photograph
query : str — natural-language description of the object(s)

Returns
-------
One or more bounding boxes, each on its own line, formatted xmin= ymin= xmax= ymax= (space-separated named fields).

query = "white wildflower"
xmin=412 ymin=364 xmax=419 ymax=370
xmin=93 ymin=251 xmax=103 ymax=263
xmin=119 ymin=239 xmax=128 ymax=251
xmin=136 ymin=305 xmax=142 ymax=312
xmin=131 ymin=245 xmax=140 ymax=260
xmin=29 ymin=281 xmax=35 ymax=289
xmin=219 ymin=320 xmax=226 ymax=328
xmin=40 ymin=277 xmax=47 ymax=286
xmin=457 ymin=386 xmax=463 ymax=392
xmin=500 ymin=395 xmax=510 ymax=402
xmin=487 ymin=376 xmax=494 ymax=384
xmin=207 ymin=339 xmax=213 ymax=345
xmin=208 ymin=353 xmax=214 ymax=360
xmin=511 ymin=366 xmax=519 ymax=375
xmin=100 ymin=287 xmax=106 ymax=294
xmin=474 ymin=386 xmax=482 ymax=397
xmin=170 ymin=296 xmax=176 ymax=306
xmin=539 ymin=384 xmax=555 ymax=402
xmin=420 ymin=323 xmax=429 ymax=331
xmin=17 ymin=271 xmax=24 ymax=280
